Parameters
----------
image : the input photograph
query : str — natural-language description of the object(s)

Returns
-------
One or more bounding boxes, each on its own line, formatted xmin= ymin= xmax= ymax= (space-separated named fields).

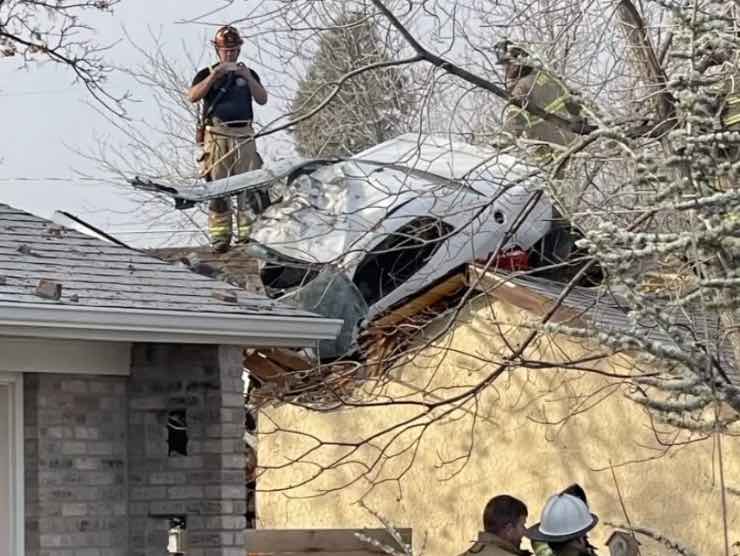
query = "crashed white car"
xmin=135 ymin=134 xmax=592 ymax=359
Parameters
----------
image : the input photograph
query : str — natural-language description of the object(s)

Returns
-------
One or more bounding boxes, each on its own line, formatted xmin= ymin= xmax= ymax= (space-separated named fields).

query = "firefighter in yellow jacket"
xmin=722 ymin=72 xmax=740 ymax=134
xmin=688 ymin=44 xmax=740 ymax=189
xmin=495 ymin=40 xmax=583 ymax=164
xmin=719 ymin=68 xmax=740 ymax=189
xmin=188 ymin=26 xmax=268 ymax=253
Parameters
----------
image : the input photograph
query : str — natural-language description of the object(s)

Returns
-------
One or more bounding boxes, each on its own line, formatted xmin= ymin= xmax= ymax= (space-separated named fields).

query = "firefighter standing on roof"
xmin=496 ymin=40 xmax=583 ymax=164
xmin=188 ymin=25 xmax=268 ymax=253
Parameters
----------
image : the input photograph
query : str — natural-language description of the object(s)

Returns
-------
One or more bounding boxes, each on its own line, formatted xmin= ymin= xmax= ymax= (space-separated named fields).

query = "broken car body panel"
xmin=137 ymin=134 xmax=558 ymax=359
xmin=249 ymin=135 xmax=553 ymax=323
xmin=131 ymin=158 xmax=335 ymax=203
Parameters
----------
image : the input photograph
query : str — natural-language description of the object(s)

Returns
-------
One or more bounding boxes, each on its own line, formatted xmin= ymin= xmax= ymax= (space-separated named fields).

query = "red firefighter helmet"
xmin=213 ymin=25 xmax=243 ymax=48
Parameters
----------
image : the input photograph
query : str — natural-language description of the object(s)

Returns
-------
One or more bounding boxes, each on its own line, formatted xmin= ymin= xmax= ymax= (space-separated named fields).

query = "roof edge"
xmin=0 ymin=302 xmax=342 ymax=347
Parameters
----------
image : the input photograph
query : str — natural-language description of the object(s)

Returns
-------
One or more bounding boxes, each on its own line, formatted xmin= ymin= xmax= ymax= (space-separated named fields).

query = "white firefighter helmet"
xmin=525 ymin=494 xmax=598 ymax=542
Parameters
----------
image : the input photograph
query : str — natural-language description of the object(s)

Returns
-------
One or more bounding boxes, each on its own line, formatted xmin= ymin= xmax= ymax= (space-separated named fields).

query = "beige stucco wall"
xmin=257 ymin=295 xmax=740 ymax=556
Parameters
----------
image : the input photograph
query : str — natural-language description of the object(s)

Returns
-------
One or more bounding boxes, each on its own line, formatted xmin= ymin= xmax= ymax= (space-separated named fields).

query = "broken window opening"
xmin=244 ymin=383 xmax=259 ymax=529
xmin=167 ymin=410 xmax=188 ymax=456
xmin=353 ymin=216 xmax=454 ymax=306
xmin=246 ymin=478 xmax=257 ymax=529
xmin=167 ymin=515 xmax=187 ymax=555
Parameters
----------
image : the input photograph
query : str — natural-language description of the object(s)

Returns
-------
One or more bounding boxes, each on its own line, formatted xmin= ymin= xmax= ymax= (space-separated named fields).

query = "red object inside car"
xmin=491 ymin=248 xmax=530 ymax=271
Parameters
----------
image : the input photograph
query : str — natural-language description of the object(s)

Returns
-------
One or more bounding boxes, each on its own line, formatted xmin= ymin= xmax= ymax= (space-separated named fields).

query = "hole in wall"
xmin=167 ymin=410 xmax=188 ymax=456
xmin=167 ymin=515 xmax=187 ymax=555
xmin=353 ymin=216 xmax=454 ymax=306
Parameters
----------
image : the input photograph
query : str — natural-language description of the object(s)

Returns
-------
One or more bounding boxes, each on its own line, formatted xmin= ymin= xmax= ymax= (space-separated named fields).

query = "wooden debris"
xmin=467 ymin=264 xmax=585 ymax=326
xmin=150 ymin=245 xmax=262 ymax=293
xmin=372 ymin=272 xmax=467 ymax=328
xmin=355 ymin=272 xmax=469 ymax=381
xmin=258 ymin=348 xmax=312 ymax=372
xmin=212 ymin=289 xmax=238 ymax=303
xmin=244 ymin=348 xmax=364 ymax=408
xmin=243 ymin=274 xmax=472 ymax=408
xmin=363 ymin=335 xmax=392 ymax=379
xmin=182 ymin=251 xmax=220 ymax=279
xmin=244 ymin=351 xmax=291 ymax=389
xmin=35 ymin=279 xmax=62 ymax=300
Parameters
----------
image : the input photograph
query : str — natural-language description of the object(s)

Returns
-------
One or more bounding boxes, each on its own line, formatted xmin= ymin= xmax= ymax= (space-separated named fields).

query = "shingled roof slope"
xmin=0 ymin=203 xmax=316 ymax=318
xmin=472 ymin=266 xmax=739 ymax=386
xmin=150 ymin=246 xmax=263 ymax=293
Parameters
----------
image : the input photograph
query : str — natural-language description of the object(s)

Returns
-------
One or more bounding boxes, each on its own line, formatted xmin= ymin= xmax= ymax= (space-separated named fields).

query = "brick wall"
xmin=127 ymin=344 xmax=246 ymax=556
xmin=24 ymin=373 xmax=128 ymax=556
xmin=23 ymin=343 xmax=247 ymax=556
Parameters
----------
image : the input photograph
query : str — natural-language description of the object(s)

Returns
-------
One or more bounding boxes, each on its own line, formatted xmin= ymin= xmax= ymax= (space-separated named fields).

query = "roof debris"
xmin=151 ymin=245 xmax=261 ymax=292
xmin=183 ymin=252 xmax=221 ymax=279
xmin=212 ymin=289 xmax=238 ymax=303
xmin=35 ymin=279 xmax=62 ymax=300
xmin=44 ymin=224 xmax=65 ymax=239
xmin=0 ymin=203 xmax=315 ymax=317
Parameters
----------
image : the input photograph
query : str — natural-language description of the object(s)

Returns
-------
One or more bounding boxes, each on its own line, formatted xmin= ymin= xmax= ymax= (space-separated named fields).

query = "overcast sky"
xmin=0 ymin=0 xmax=289 ymax=247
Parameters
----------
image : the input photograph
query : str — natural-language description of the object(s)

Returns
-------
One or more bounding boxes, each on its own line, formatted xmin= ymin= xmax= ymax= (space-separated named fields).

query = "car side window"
xmin=353 ymin=216 xmax=454 ymax=306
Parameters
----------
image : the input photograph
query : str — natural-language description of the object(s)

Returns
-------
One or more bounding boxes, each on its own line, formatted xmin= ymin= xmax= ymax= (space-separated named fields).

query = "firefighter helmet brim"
xmin=213 ymin=25 xmax=244 ymax=48
xmin=524 ymin=494 xmax=599 ymax=542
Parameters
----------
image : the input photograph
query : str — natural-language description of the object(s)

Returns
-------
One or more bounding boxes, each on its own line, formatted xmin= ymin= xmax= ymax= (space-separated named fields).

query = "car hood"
xmin=249 ymin=134 xmax=542 ymax=266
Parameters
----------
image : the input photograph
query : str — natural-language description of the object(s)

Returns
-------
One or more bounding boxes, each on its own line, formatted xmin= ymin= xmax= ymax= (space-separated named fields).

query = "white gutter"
xmin=0 ymin=302 xmax=343 ymax=347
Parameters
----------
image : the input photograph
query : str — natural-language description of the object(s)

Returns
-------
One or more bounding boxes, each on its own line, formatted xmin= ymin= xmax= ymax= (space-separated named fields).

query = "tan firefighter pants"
xmin=199 ymin=122 xmax=264 ymax=251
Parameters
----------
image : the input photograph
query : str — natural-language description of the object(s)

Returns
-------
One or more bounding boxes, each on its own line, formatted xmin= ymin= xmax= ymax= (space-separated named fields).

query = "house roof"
xmin=150 ymin=245 xmax=263 ymax=293
xmin=0 ymin=203 xmax=341 ymax=346
xmin=469 ymin=264 xmax=739 ymax=386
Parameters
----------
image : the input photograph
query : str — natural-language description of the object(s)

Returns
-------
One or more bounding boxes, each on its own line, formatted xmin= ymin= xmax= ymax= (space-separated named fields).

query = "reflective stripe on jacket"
xmin=503 ymin=70 xmax=580 ymax=159
xmin=722 ymin=72 xmax=740 ymax=129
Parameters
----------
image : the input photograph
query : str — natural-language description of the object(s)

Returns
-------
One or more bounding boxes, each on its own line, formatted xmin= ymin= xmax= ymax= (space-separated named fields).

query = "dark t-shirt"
xmin=192 ymin=64 xmax=261 ymax=124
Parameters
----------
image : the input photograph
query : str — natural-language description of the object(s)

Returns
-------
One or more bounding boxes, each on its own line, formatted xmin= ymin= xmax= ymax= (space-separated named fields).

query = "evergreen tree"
xmin=290 ymin=13 xmax=412 ymax=158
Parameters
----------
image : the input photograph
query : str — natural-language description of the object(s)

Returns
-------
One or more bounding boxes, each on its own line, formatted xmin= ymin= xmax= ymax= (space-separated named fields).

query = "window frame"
xmin=0 ymin=372 xmax=24 ymax=556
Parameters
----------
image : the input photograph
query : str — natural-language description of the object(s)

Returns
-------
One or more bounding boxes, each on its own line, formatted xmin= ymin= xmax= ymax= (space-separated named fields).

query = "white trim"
xmin=0 ymin=302 xmax=342 ymax=347
xmin=0 ymin=373 xmax=23 ymax=556
xmin=0 ymin=338 xmax=131 ymax=375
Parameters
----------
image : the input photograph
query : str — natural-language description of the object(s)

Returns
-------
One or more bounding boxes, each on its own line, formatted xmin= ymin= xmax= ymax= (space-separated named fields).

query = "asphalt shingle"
xmin=0 ymin=203 xmax=317 ymax=318
xmin=503 ymin=271 xmax=739 ymax=385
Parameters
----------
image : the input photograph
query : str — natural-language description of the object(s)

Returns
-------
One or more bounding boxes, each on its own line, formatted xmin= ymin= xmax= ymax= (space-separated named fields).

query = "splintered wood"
xmin=467 ymin=264 xmax=585 ymax=326
xmin=245 ymin=348 xmax=359 ymax=407
xmin=243 ymin=266 xmax=592 ymax=408
xmin=360 ymin=272 xmax=468 ymax=377
xmin=244 ymin=273 xmax=469 ymax=408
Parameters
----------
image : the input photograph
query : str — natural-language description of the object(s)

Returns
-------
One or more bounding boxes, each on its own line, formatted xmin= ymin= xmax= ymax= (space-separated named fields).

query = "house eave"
xmin=0 ymin=302 xmax=343 ymax=347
